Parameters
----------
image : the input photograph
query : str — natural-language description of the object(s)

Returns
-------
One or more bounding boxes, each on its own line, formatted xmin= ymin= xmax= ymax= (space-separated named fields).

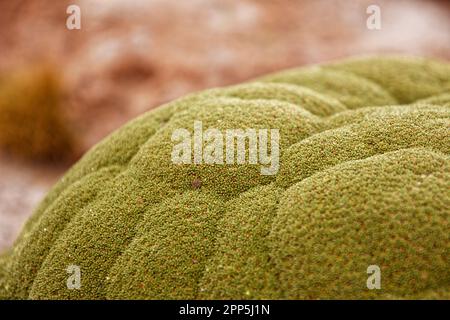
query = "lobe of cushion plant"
xmin=1 ymin=56 xmax=449 ymax=300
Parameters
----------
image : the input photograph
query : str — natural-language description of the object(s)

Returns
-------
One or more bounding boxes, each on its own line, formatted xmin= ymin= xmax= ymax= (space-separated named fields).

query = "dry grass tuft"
xmin=0 ymin=65 xmax=78 ymax=162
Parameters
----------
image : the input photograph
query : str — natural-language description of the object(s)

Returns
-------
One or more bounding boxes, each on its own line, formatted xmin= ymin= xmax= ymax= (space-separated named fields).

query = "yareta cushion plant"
xmin=1 ymin=56 xmax=449 ymax=300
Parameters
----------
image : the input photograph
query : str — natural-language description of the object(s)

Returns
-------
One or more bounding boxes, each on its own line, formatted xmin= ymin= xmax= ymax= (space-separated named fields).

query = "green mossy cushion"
xmin=1 ymin=56 xmax=449 ymax=299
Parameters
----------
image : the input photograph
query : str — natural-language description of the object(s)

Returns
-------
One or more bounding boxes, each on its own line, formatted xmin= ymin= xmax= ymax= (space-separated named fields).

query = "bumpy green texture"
xmin=1 ymin=56 xmax=449 ymax=299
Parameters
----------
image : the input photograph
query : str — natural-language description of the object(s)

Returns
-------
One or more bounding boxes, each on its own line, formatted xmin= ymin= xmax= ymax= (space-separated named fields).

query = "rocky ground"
xmin=0 ymin=0 xmax=449 ymax=250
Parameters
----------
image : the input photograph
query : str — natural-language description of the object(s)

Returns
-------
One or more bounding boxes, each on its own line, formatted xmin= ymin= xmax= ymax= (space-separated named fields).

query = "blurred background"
xmin=0 ymin=0 xmax=449 ymax=250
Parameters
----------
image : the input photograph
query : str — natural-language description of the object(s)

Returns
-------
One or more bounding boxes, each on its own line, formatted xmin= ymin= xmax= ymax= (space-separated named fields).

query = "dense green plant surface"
xmin=1 ymin=56 xmax=449 ymax=299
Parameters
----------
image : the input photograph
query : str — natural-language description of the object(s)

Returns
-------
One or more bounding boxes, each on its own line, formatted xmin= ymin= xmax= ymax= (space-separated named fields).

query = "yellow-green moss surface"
xmin=1 ymin=56 xmax=449 ymax=299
